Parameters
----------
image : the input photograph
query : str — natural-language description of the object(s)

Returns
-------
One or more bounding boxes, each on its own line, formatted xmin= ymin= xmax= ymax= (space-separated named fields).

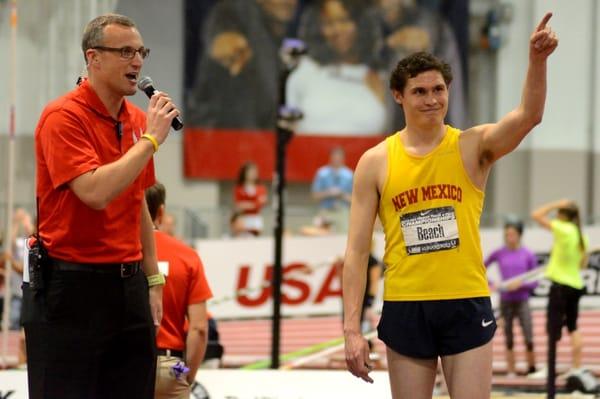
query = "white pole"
xmin=71 ymin=0 xmax=82 ymax=83
xmin=1 ymin=0 xmax=18 ymax=369
xmin=48 ymin=0 xmax=57 ymax=98
xmin=90 ymin=0 xmax=97 ymax=20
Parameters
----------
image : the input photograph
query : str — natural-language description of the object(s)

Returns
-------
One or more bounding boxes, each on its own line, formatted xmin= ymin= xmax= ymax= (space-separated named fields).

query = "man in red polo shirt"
xmin=24 ymin=13 xmax=179 ymax=399
xmin=145 ymin=182 xmax=213 ymax=398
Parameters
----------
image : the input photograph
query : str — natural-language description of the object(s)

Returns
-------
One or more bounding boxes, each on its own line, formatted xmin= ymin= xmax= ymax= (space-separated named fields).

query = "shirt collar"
xmin=77 ymin=79 xmax=131 ymax=121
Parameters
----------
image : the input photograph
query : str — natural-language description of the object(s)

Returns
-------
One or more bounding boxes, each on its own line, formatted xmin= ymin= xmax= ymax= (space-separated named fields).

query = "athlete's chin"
xmin=419 ymin=116 xmax=444 ymax=126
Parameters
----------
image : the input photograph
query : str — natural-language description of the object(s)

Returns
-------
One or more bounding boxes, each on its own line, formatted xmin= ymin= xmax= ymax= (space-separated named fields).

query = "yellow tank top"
xmin=379 ymin=126 xmax=490 ymax=301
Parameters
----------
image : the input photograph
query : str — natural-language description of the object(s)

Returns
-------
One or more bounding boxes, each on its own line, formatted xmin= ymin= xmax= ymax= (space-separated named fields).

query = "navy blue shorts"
xmin=377 ymin=297 xmax=496 ymax=359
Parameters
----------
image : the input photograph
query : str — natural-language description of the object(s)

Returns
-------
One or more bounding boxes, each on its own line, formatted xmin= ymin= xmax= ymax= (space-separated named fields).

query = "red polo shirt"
xmin=154 ymin=231 xmax=213 ymax=351
xmin=35 ymin=80 xmax=155 ymax=263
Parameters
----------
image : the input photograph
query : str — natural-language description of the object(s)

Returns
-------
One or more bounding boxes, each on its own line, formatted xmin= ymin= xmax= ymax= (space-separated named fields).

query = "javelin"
xmin=496 ymin=266 xmax=547 ymax=291
xmin=1 ymin=0 xmax=18 ymax=369
xmin=280 ymin=330 xmax=378 ymax=370
xmin=242 ymin=330 xmax=377 ymax=370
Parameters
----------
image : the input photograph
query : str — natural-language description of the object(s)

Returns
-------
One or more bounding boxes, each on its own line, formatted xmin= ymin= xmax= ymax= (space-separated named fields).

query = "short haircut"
xmin=145 ymin=182 xmax=166 ymax=221
xmin=504 ymin=220 xmax=524 ymax=236
xmin=81 ymin=13 xmax=137 ymax=63
xmin=389 ymin=51 xmax=453 ymax=94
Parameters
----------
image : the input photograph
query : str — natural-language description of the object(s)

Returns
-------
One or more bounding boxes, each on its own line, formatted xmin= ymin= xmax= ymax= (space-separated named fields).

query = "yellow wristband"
xmin=141 ymin=134 xmax=159 ymax=153
xmin=147 ymin=273 xmax=165 ymax=287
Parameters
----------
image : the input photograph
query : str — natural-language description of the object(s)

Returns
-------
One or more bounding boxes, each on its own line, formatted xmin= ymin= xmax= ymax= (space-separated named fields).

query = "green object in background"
xmin=241 ymin=336 xmax=345 ymax=370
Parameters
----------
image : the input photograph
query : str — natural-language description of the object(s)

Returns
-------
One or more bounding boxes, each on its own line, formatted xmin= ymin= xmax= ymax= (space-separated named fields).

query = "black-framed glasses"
xmin=92 ymin=46 xmax=150 ymax=60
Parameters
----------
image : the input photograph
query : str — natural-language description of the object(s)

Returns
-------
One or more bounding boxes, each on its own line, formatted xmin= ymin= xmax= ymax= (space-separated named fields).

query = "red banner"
xmin=183 ymin=128 xmax=384 ymax=182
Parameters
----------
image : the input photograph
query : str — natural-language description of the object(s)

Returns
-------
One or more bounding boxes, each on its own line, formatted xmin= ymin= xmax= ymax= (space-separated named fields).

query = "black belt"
xmin=51 ymin=259 xmax=141 ymax=278
xmin=157 ymin=349 xmax=184 ymax=358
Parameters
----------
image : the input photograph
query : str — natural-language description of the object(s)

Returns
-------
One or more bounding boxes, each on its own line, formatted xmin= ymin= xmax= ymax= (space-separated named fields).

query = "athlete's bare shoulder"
xmin=355 ymin=138 xmax=388 ymax=191
xmin=458 ymin=123 xmax=495 ymax=189
xmin=364 ymin=139 xmax=387 ymax=159
xmin=460 ymin=124 xmax=492 ymax=140
xmin=459 ymin=123 xmax=495 ymax=161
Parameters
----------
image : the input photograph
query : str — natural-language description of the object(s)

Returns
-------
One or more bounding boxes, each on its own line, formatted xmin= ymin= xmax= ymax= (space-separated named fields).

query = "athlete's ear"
xmin=392 ymin=89 xmax=403 ymax=106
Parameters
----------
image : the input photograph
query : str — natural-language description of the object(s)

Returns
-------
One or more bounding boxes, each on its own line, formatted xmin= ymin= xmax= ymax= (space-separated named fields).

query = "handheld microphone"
xmin=137 ymin=76 xmax=184 ymax=131
xmin=280 ymin=38 xmax=307 ymax=57
xmin=279 ymin=38 xmax=307 ymax=70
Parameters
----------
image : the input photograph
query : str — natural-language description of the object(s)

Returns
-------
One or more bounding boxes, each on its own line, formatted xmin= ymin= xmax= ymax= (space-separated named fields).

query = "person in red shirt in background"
xmin=146 ymin=182 xmax=213 ymax=399
xmin=234 ymin=161 xmax=268 ymax=236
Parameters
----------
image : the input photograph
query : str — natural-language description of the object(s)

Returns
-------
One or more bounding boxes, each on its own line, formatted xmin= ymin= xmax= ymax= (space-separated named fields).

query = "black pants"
xmin=547 ymin=282 xmax=583 ymax=340
xmin=22 ymin=266 xmax=156 ymax=399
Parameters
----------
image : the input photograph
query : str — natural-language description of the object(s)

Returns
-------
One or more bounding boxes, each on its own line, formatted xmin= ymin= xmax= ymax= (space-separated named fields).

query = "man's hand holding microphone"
xmin=138 ymin=76 xmax=183 ymax=153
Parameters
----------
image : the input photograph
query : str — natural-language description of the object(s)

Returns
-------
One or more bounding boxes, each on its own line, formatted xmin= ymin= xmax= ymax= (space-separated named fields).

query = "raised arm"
xmin=475 ymin=12 xmax=558 ymax=164
xmin=343 ymin=148 xmax=382 ymax=384
xmin=531 ymin=199 xmax=571 ymax=230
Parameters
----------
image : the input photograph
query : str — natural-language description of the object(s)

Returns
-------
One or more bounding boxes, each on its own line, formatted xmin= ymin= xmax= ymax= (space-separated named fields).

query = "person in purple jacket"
xmin=485 ymin=220 xmax=538 ymax=377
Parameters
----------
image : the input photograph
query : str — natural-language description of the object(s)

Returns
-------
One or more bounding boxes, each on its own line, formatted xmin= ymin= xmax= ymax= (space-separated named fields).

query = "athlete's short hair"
xmin=389 ymin=51 xmax=453 ymax=94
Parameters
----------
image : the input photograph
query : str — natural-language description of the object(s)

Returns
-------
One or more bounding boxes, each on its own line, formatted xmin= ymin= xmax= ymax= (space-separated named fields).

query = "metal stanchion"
xmin=270 ymin=39 xmax=305 ymax=370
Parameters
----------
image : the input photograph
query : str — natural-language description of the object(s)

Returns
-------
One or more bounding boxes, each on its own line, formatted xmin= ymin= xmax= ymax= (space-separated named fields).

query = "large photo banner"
xmin=199 ymin=227 xmax=600 ymax=319
xmin=183 ymin=0 xmax=469 ymax=181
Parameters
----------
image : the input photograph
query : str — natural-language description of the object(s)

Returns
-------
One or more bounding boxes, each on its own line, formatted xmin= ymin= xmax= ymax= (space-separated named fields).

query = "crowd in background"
xmin=228 ymin=146 xmax=353 ymax=238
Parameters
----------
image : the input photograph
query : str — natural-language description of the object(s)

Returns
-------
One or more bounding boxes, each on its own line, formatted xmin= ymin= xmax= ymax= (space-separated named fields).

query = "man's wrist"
xmin=141 ymin=133 xmax=159 ymax=153
xmin=147 ymin=273 xmax=165 ymax=287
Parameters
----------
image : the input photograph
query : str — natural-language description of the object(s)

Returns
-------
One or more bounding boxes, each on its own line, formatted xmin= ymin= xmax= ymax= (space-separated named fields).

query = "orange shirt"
xmin=35 ymin=80 xmax=154 ymax=263
xmin=154 ymin=231 xmax=213 ymax=350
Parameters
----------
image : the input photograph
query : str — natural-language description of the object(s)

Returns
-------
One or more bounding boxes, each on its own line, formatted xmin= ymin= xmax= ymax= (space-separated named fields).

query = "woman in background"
xmin=532 ymin=200 xmax=588 ymax=376
xmin=287 ymin=0 xmax=387 ymax=135
xmin=485 ymin=220 xmax=538 ymax=377
xmin=233 ymin=162 xmax=267 ymax=236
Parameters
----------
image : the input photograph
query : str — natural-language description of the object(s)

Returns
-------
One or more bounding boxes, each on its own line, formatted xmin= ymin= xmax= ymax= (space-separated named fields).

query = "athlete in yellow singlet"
xmin=343 ymin=12 xmax=558 ymax=399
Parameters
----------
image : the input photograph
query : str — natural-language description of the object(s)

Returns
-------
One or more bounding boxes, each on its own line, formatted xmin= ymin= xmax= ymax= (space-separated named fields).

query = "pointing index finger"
xmin=536 ymin=12 xmax=552 ymax=32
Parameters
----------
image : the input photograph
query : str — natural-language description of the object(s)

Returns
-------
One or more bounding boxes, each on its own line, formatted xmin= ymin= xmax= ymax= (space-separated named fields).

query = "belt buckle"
xmin=120 ymin=263 xmax=135 ymax=278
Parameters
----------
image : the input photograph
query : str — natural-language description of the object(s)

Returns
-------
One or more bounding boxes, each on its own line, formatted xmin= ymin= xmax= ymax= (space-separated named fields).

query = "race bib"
xmin=400 ymin=206 xmax=459 ymax=255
